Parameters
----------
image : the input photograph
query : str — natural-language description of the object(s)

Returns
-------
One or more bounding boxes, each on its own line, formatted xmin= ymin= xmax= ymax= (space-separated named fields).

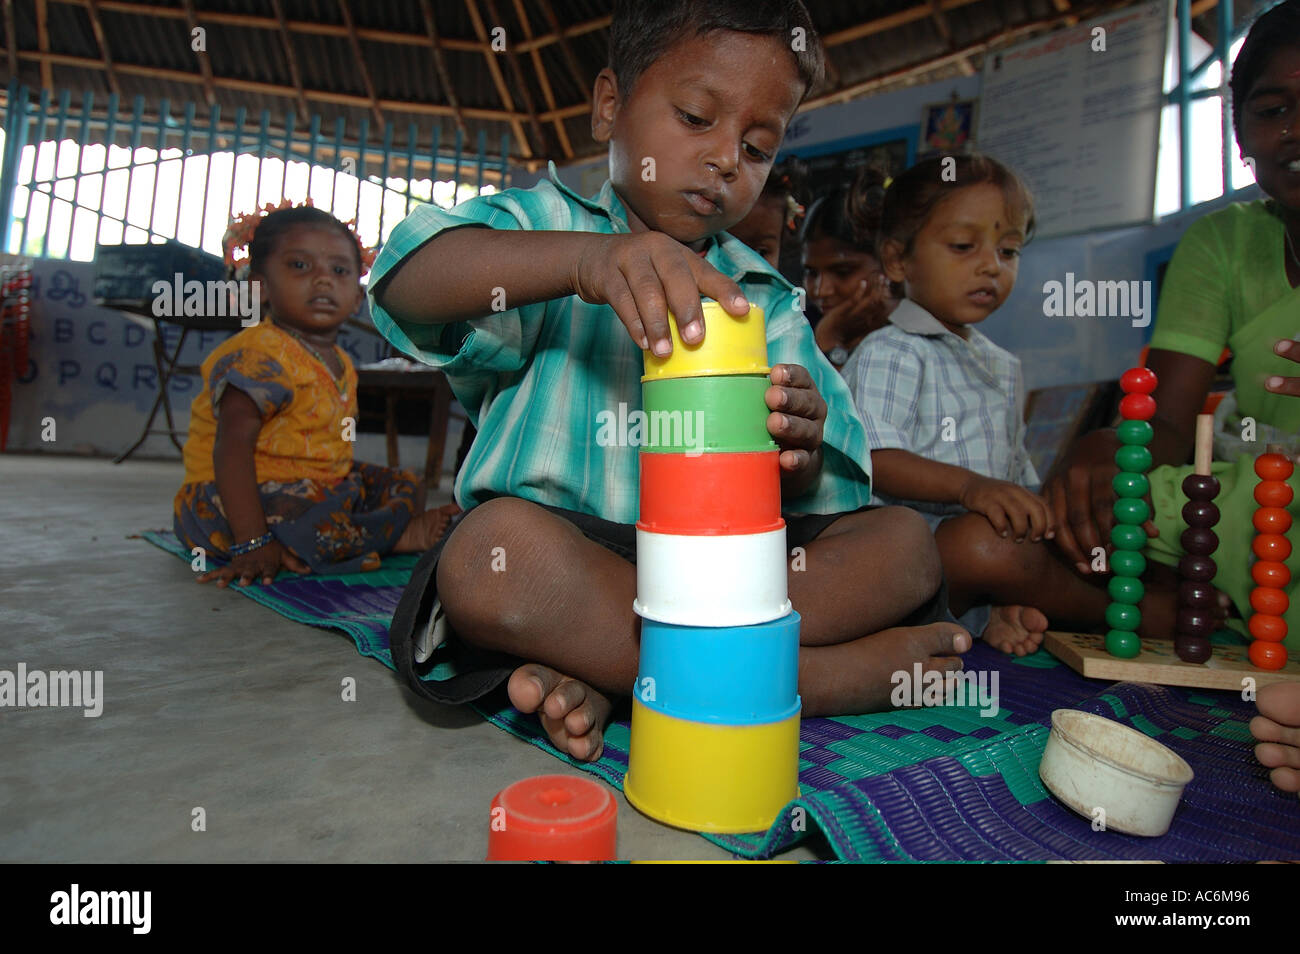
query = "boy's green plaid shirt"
xmin=368 ymin=162 xmax=873 ymax=524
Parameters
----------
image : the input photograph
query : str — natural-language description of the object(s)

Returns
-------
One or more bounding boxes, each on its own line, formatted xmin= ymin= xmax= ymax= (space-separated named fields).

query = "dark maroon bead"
xmin=1175 ymin=635 xmax=1212 ymax=663
xmin=1176 ymin=609 xmax=1216 ymax=638
xmin=1178 ymin=581 xmax=1214 ymax=607
xmin=1180 ymin=527 xmax=1219 ymax=554
xmin=1179 ymin=555 xmax=1217 ymax=582
xmin=1181 ymin=500 xmax=1220 ymax=527
xmin=1181 ymin=474 xmax=1220 ymax=499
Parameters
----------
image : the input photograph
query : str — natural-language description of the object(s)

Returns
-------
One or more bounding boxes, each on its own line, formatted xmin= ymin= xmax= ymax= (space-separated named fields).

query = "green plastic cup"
xmin=640 ymin=374 xmax=776 ymax=454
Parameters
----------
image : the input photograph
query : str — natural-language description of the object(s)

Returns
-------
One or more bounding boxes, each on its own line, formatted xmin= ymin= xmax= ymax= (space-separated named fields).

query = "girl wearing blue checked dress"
xmin=845 ymin=154 xmax=1192 ymax=654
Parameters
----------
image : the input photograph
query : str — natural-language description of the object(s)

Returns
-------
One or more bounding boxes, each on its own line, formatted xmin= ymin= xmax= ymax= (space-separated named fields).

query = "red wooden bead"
xmin=1252 ymin=560 xmax=1292 ymax=588
xmin=1120 ymin=367 xmax=1158 ymax=394
xmin=1253 ymin=533 xmax=1293 ymax=562
xmin=1119 ymin=393 xmax=1156 ymax=421
xmin=1248 ymin=613 xmax=1288 ymax=642
xmin=1253 ymin=506 xmax=1293 ymax=534
xmin=1255 ymin=453 xmax=1295 ymax=482
xmin=1250 ymin=586 xmax=1290 ymax=616
xmin=1255 ymin=479 xmax=1295 ymax=508
xmin=1248 ymin=640 xmax=1288 ymax=671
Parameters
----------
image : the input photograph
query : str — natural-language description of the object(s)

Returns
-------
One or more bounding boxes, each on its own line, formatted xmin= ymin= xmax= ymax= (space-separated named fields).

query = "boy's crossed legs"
xmin=436 ymin=497 xmax=970 ymax=761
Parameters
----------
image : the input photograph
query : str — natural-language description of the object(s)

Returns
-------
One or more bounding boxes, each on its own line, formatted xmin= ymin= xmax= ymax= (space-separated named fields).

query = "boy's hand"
xmin=959 ymin=475 xmax=1055 ymax=543
xmin=571 ymin=233 xmax=749 ymax=356
xmin=767 ymin=363 xmax=825 ymax=480
xmin=197 ymin=540 xmax=311 ymax=588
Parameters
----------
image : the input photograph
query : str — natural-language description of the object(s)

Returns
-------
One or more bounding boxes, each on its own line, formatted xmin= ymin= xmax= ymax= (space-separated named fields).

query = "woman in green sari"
xmin=1045 ymin=1 xmax=1300 ymax=651
xmin=1045 ymin=0 xmax=1300 ymax=795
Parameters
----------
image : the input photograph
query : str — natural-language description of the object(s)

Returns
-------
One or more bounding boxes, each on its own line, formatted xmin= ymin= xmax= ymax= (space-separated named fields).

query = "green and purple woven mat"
xmin=143 ymin=530 xmax=1300 ymax=861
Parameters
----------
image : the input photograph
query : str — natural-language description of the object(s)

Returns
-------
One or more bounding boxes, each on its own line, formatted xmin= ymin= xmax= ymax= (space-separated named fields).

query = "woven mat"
xmin=143 ymin=529 xmax=1300 ymax=860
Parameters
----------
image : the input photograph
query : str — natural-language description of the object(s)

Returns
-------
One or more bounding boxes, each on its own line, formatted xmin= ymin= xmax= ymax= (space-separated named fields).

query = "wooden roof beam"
xmin=805 ymin=4 xmax=1106 ymax=111
xmin=179 ymin=0 xmax=216 ymax=107
xmin=462 ymin=0 xmax=532 ymax=158
xmin=536 ymin=0 xmax=591 ymax=105
xmin=821 ymin=0 xmax=982 ymax=49
xmin=49 ymin=1 xmax=611 ymax=56
xmin=84 ymin=0 xmax=123 ymax=97
xmin=4 ymin=0 xmax=18 ymax=81
xmin=269 ymin=0 xmax=310 ymax=120
xmin=36 ymin=0 xmax=52 ymax=91
xmin=12 ymin=47 xmax=594 ymax=125
xmin=928 ymin=0 xmax=975 ymax=76
xmin=511 ymin=0 xmax=572 ymax=158
xmin=418 ymin=0 xmax=467 ymax=137
xmin=484 ymin=0 xmax=548 ymax=158
xmin=337 ymin=0 xmax=384 ymax=128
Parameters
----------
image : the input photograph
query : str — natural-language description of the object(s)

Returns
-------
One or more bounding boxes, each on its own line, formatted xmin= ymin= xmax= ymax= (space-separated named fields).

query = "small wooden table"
xmin=355 ymin=366 xmax=454 ymax=491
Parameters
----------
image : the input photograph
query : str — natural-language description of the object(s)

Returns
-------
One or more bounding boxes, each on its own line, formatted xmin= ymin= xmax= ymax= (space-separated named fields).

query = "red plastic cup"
xmin=487 ymin=775 xmax=617 ymax=861
xmin=638 ymin=450 xmax=781 ymax=535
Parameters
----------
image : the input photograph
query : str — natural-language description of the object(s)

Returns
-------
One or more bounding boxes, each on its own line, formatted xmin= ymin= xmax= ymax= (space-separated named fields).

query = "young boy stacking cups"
xmin=623 ymin=300 xmax=801 ymax=834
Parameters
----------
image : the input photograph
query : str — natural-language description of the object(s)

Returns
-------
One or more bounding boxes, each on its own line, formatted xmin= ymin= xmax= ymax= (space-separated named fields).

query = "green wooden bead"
xmin=1113 ymin=497 xmax=1151 ymax=525
xmin=1112 ymin=472 xmax=1150 ymax=498
xmin=1106 ymin=629 xmax=1142 ymax=658
xmin=1116 ymin=419 xmax=1154 ymax=446
xmin=1105 ymin=602 xmax=1142 ymax=631
xmin=1110 ymin=523 xmax=1148 ymax=551
xmin=1110 ymin=549 xmax=1146 ymax=577
xmin=1114 ymin=444 xmax=1153 ymax=473
xmin=1107 ymin=575 xmax=1145 ymax=604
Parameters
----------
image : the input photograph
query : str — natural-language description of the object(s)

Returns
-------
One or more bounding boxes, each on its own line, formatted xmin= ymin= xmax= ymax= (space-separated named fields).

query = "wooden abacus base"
xmin=1043 ymin=631 xmax=1300 ymax=690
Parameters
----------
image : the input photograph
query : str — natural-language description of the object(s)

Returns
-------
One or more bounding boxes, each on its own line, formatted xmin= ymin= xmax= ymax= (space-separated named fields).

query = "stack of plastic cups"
xmin=1105 ymin=367 xmax=1157 ymax=659
xmin=623 ymin=301 xmax=801 ymax=833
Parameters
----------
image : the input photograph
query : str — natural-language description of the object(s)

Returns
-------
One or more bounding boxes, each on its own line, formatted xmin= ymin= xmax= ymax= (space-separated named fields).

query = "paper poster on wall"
xmin=975 ymin=0 xmax=1169 ymax=238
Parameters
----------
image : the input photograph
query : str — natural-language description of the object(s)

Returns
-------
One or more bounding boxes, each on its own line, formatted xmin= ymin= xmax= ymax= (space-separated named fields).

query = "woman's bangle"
xmin=229 ymin=532 xmax=273 ymax=556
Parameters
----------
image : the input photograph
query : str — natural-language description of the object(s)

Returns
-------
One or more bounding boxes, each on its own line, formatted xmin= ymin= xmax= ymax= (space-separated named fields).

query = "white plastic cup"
xmin=634 ymin=525 xmax=790 ymax=627
xmin=1038 ymin=709 xmax=1194 ymax=837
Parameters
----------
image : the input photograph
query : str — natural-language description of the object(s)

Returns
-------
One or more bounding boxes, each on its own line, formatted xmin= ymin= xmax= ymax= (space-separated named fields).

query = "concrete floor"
xmin=0 ymin=453 xmax=822 ymax=861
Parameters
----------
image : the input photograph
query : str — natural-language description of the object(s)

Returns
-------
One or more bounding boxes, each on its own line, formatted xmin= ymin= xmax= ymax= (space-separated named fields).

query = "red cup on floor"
xmin=487 ymin=775 xmax=617 ymax=861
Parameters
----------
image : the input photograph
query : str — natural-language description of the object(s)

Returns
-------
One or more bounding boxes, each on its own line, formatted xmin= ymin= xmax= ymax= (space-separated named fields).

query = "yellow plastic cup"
xmin=642 ymin=301 xmax=769 ymax=381
xmin=624 ymin=697 xmax=800 ymax=833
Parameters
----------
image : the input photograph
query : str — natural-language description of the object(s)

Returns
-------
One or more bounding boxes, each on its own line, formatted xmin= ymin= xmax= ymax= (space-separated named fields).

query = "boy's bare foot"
xmin=800 ymin=622 xmax=971 ymax=715
xmin=508 ymin=663 xmax=614 ymax=762
xmin=394 ymin=503 xmax=462 ymax=553
xmin=983 ymin=604 xmax=1048 ymax=656
xmin=1251 ymin=682 xmax=1300 ymax=796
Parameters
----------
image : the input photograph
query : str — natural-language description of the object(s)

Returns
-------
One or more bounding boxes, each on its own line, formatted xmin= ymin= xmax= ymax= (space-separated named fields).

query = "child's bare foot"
xmin=800 ymin=622 xmax=971 ymax=715
xmin=394 ymin=503 xmax=462 ymax=553
xmin=984 ymin=605 xmax=1048 ymax=656
xmin=508 ymin=663 xmax=613 ymax=762
xmin=1251 ymin=682 xmax=1300 ymax=796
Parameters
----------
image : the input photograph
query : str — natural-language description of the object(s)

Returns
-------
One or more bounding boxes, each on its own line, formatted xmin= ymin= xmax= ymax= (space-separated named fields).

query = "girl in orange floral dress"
xmin=174 ymin=205 xmax=455 ymax=587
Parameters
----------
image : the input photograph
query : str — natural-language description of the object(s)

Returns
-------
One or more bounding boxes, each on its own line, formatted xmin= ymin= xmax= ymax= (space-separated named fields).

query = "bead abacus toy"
xmin=1174 ymin=415 xmax=1219 ymax=664
xmin=1105 ymin=367 xmax=1157 ymax=658
xmin=623 ymin=301 xmax=801 ymax=834
xmin=1248 ymin=446 xmax=1293 ymax=671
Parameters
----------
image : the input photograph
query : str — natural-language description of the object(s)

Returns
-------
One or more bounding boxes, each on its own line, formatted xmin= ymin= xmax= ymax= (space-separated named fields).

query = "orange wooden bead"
xmin=1254 ymin=479 xmax=1295 ymax=508
xmin=1253 ymin=506 xmax=1293 ymax=534
xmin=1253 ymin=533 xmax=1293 ymax=562
xmin=1252 ymin=560 xmax=1292 ymax=588
xmin=1255 ymin=453 xmax=1296 ymax=482
xmin=1248 ymin=613 xmax=1288 ymax=642
xmin=1250 ymin=586 xmax=1290 ymax=616
xmin=1248 ymin=639 xmax=1288 ymax=671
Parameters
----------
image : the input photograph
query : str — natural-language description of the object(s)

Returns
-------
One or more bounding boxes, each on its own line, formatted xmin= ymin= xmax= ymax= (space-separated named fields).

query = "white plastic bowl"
xmin=1039 ymin=709 xmax=1194 ymax=837
xmin=634 ymin=525 xmax=790 ymax=626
